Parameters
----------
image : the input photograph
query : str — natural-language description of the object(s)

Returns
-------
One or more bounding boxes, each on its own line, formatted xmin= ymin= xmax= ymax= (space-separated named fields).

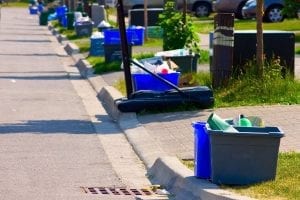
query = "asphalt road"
xmin=0 ymin=8 xmax=141 ymax=200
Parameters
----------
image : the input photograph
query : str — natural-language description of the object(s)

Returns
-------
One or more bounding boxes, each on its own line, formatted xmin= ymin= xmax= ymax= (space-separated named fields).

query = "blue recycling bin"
xmin=56 ymin=5 xmax=67 ymax=26
xmin=38 ymin=4 xmax=44 ymax=13
xmin=192 ymin=122 xmax=211 ymax=179
xmin=90 ymin=37 xmax=104 ymax=56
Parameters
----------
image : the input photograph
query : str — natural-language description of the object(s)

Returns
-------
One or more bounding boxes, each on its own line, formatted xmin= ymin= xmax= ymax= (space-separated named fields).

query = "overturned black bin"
xmin=104 ymin=44 xmax=132 ymax=63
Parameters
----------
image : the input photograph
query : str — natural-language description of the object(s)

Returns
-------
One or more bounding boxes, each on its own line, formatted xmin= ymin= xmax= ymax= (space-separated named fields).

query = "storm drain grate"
xmin=82 ymin=187 xmax=156 ymax=196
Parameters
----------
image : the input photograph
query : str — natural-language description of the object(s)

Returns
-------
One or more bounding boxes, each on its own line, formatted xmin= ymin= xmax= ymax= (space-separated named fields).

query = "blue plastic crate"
xmin=103 ymin=27 xmax=144 ymax=45
xmin=127 ymin=27 xmax=144 ymax=45
xmin=90 ymin=37 xmax=104 ymax=56
xmin=132 ymin=72 xmax=180 ymax=91
xmin=29 ymin=6 xmax=38 ymax=15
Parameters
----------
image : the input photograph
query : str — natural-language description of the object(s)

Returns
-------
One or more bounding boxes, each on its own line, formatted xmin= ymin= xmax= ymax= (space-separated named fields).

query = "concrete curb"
xmin=64 ymin=42 xmax=80 ymax=55
xmin=75 ymin=58 xmax=95 ymax=78
xmin=149 ymin=157 xmax=255 ymax=200
xmin=50 ymin=26 xmax=256 ymax=200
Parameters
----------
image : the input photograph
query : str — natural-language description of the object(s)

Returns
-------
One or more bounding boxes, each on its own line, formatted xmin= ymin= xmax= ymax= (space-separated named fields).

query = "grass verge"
xmin=182 ymin=152 xmax=300 ymax=200
xmin=194 ymin=19 xmax=300 ymax=34
xmin=1 ymin=1 xmax=28 ymax=7
xmin=212 ymin=59 xmax=300 ymax=107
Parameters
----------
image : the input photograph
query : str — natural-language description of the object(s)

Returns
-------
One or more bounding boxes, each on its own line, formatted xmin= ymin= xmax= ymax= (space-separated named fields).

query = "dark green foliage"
xmin=158 ymin=0 xmax=200 ymax=53
xmin=283 ymin=0 xmax=300 ymax=18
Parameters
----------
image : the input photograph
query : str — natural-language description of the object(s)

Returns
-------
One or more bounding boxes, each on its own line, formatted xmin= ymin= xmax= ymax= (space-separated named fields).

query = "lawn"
xmin=182 ymin=152 xmax=300 ymax=200
xmin=194 ymin=18 xmax=300 ymax=39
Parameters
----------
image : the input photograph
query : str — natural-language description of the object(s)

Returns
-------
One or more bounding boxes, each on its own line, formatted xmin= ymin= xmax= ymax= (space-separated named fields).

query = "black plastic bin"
xmin=208 ymin=126 xmax=284 ymax=185
xmin=75 ymin=21 xmax=93 ymax=37
xmin=104 ymin=44 xmax=132 ymax=63
xmin=67 ymin=12 xmax=75 ymax=30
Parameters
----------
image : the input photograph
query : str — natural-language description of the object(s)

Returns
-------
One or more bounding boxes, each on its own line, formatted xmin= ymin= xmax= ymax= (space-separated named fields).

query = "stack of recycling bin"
xmin=192 ymin=113 xmax=284 ymax=185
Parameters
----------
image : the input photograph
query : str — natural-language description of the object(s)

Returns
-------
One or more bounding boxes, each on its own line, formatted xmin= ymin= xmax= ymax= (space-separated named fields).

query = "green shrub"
xmin=158 ymin=0 xmax=200 ymax=53
xmin=283 ymin=0 xmax=300 ymax=18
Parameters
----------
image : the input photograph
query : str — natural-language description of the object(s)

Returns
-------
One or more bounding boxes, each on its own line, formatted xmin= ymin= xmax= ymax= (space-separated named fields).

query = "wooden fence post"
xmin=211 ymin=13 xmax=234 ymax=88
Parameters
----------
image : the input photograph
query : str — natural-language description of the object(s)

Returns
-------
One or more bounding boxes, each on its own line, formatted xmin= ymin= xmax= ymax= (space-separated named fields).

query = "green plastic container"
xmin=147 ymin=26 xmax=163 ymax=38
xmin=67 ymin=12 xmax=74 ymax=30
xmin=39 ymin=11 xmax=49 ymax=26
xmin=207 ymin=113 xmax=238 ymax=132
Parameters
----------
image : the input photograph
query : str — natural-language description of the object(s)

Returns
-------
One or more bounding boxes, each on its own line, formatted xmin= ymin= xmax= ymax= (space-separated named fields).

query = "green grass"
xmin=296 ymin=33 xmax=300 ymax=43
xmin=210 ymin=59 xmax=300 ymax=107
xmin=235 ymin=19 xmax=300 ymax=31
xmin=193 ymin=20 xmax=214 ymax=34
xmin=182 ymin=152 xmax=300 ymax=200
xmin=87 ymin=52 xmax=155 ymax=74
xmin=199 ymin=49 xmax=209 ymax=64
xmin=72 ymin=38 xmax=90 ymax=53
xmin=296 ymin=46 xmax=300 ymax=54
xmin=193 ymin=18 xmax=300 ymax=34
xmin=143 ymin=38 xmax=163 ymax=47
xmin=1 ymin=0 xmax=28 ymax=7
xmin=87 ymin=56 xmax=122 ymax=74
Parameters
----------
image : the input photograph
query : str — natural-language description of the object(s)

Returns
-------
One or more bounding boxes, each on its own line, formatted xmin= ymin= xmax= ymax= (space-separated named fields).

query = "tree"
xmin=144 ymin=0 xmax=148 ymax=41
xmin=256 ymin=0 xmax=264 ymax=77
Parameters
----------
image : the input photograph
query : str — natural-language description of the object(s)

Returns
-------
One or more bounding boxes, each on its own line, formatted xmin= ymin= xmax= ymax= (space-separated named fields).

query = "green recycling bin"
xmin=67 ymin=12 xmax=74 ymax=30
xmin=39 ymin=11 xmax=49 ymax=26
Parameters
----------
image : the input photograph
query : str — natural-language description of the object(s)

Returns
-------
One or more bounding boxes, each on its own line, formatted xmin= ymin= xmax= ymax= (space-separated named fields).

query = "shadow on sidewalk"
xmin=0 ymin=53 xmax=68 ymax=57
xmin=0 ymin=118 xmax=119 ymax=135
xmin=0 ymin=39 xmax=51 ymax=43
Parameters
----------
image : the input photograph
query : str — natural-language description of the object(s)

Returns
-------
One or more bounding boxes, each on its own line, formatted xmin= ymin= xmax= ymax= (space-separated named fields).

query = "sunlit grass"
xmin=193 ymin=18 xmax=300 ymax=34
xmin=296 ymin=46 xmax=300 ymax=54
xmin=182 ymin=152 xmax=300 ymax=200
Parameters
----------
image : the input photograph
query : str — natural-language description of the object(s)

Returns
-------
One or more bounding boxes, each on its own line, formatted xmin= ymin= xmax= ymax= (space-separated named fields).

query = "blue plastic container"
xmin=103 ymin=27 xmax=144 ymax=45
xmin=56 ymin=6 xmax=67 ymax=25
xmin=192 ymin=122 xmax=211 ymax=179
xmin=132 ymin=72 xmax=180 ymax=91
xmin=103 ymin=29 xmax=131 ymax=45
xmin=29 ymin=6 xmax=38 ymax=15
xmin=38 ymin=4 xmax=44 ymax=12
xmin=127 ymin=27 xmax=144 ymax=45
xmin=90 ymin=37 xmax=104 ymax=56
xmin=61 ymin=15 xmax=68 ymax=27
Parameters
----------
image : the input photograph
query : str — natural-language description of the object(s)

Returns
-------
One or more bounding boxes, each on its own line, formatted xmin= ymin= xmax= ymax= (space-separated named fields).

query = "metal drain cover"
xmin=82 ymin=187 xmax=156 ymax=196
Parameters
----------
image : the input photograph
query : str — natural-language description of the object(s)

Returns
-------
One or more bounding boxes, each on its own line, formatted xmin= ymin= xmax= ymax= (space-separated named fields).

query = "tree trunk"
xmin=144 ymin=0 xmax=148 ymax=41
xmin=256 ymin=0 xmax=264 ymax=77
xmin=183 ymin=0 xmax=187 ymax=23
